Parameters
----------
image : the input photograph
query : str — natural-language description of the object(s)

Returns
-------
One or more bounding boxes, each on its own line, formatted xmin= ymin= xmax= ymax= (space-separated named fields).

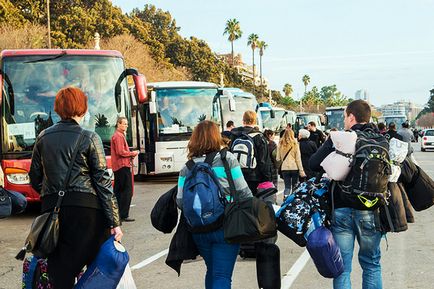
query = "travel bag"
xmin=275 ymin=177 xmax=330 ymax=247
xmin=306 ymin=212 xmax=344 ymax=278
xmin=256 ymin=242 xmax=281 ymax=289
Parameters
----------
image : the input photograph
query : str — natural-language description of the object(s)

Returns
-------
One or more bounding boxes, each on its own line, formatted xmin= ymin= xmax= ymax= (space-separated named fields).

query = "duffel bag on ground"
xmin=275 ymin=177 xmax=330 ymax=247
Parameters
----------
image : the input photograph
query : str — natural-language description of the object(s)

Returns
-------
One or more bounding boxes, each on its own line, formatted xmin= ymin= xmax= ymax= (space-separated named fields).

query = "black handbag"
xmin=16 ymin=131 xmax=85 ymax=260
xmin=150 ymin=185 xmax=179 ymax=233
xmin=221 ymin=150 xmax=277 ymax=244
xmin=0 ymin=188 xmax=12 ymax=218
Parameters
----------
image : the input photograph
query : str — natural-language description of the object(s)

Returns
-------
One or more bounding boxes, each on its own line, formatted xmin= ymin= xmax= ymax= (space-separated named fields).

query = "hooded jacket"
xmin=230 ymin=126 xmax=272 ymax=183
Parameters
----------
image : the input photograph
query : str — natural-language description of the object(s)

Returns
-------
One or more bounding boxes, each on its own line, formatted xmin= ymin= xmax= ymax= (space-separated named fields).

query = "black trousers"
xmin=48 ymin=207 xmax=110 ymax=289
xmin=114 ymin=166 xmax=133 ymax=219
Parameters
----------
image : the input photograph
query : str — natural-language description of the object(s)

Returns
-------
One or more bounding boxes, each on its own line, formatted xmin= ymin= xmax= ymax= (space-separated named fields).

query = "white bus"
xmin=136 ymin=81 xmax=221 ymax=175
xmin=379 ymin=114 xmax=407 ymax=126
xmin=218 ymin=88 xmax=258 ymax=128
xmin=325 ymin=106 xmax=346 ymax=131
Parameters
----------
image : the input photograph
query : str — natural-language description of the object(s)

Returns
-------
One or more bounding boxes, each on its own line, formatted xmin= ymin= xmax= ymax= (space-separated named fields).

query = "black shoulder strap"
xmin=54 ymin=130 xmax=86 ymax=211
xmin=220 ymin=148 xmax=237 ymax=202
xmin=186 ymin=160 xmax=195 ymax=170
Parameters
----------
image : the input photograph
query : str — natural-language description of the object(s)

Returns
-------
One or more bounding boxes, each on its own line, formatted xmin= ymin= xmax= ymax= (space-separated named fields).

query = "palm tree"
xmin=283 ymin=83 xmax=293 ymax=97
xmin=247 ymin=33 xmax=259 ymax=86
xmin=302 ymin=74 xmax=311 ymax=94
xmin=257 ymin=40 xmax=268 ymax=86
xmin=223 ymin=19 xmax=242 ymax=66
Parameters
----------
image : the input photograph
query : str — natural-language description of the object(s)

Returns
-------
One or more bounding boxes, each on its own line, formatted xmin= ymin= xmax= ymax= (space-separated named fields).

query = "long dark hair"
xmin=187 ymin=121 xmax=223 ymax=159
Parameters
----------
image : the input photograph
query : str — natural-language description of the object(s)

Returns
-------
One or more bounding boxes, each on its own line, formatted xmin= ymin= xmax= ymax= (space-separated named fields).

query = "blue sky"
xmin=111 ymin=0 xmax=434 ymax=106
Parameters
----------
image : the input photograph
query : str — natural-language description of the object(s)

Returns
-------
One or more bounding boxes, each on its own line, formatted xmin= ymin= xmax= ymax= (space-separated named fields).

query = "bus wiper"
xmin=24 ymin=51 xmax=67 ymax=63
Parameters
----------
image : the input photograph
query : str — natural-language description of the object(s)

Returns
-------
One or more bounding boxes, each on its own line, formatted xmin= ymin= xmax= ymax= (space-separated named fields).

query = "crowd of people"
xmin=23 ymin=87 xmax=424 ymax=289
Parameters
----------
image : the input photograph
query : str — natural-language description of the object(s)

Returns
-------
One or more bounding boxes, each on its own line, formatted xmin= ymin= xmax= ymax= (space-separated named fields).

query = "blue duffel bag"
xmin=74 ymin=236 xmax=129 ymax=289
xmin=306 ymin=214 xmax=344 ymax=278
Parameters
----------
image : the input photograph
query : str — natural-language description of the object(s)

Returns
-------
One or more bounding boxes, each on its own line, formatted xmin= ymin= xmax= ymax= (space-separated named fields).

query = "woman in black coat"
xmin=298 ymin=129 xmax=317 ymax=180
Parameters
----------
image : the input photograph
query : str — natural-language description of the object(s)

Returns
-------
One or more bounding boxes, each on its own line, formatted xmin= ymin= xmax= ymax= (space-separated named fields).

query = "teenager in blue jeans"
xmin=309 ymin=100 xmax=384 ymax=289
xmin=177 ymin=121 xmax=253 ymax=289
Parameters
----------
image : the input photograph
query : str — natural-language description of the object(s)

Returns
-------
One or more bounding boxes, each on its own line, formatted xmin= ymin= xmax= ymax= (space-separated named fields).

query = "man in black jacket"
xmin=309 ymin=100 xmax=383 ymax=289
xmin=307 ymin=121 xmax=325 ymax=148
xmin=231 ymin=110 xmax=272 ymax=195
xmin=384 ymin=122 xmax=403 ymax=142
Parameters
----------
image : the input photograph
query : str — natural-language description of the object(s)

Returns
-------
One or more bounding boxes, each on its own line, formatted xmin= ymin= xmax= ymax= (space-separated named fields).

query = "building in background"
xmin=218 ymin=53 xmax=269 ymax=88
xmin=379 ymin=101 xmax=423 ymax=121
xmin=355 ymin=89 xmax=370 ymax=103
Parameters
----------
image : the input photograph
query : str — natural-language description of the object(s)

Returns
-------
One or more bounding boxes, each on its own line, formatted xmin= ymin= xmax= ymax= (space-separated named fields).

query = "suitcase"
xmin=256 ymin=242 xmax=281 ymax=289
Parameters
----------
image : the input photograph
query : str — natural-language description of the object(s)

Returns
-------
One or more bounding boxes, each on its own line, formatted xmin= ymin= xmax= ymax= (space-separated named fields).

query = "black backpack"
xmin=338 ymin=130 xmax=391 ymax=209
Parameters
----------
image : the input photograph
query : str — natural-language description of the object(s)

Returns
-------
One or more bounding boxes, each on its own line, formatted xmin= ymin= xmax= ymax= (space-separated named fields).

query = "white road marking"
xmin=131 ymin=249 xmax=169 ymax=271
xmin=281 ymin=249 xmax=311 ymax=289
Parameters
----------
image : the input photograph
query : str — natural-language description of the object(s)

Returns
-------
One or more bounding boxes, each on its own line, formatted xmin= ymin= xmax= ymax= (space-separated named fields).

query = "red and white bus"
xmin=0 ymin=49 xmax=146 ymax=202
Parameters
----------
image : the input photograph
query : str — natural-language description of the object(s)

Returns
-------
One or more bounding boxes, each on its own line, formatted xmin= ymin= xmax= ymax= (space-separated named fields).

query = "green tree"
xmin=223 ymin=18 xmax=242 ymax=67
xmin=257 ymin=40 xmax=267 ymax=86
xmin=247 ymin=33 xmax=259 ymax=86
xmin=283 ymin=83 xmax=293 ymax=97
xmin=302 ymin=74 xmax=311 ymax=94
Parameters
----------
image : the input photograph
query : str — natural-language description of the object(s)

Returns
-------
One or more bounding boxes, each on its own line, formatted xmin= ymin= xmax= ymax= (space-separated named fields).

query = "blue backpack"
xmin=182 ymin=151 xmax=225 ymax=233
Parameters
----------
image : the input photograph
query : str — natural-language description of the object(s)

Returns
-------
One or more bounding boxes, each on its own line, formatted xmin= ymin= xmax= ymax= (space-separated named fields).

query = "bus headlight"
xmin=5 ymin=169 xmax=30 ymax=185
xmin=6 ymin=173 xmax=30 ymax=184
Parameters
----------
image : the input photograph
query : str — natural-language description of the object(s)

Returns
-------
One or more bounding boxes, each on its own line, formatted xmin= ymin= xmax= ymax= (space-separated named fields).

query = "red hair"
xmin=187 ymin=121 xmax=223 ymax=159
xmin=54 ymin=87 xmax=88 ymax=119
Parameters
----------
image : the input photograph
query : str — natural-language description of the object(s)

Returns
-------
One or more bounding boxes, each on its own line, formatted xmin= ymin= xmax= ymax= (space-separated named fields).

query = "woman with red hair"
xmin=29 ymin=87 xmax=122 ymax=288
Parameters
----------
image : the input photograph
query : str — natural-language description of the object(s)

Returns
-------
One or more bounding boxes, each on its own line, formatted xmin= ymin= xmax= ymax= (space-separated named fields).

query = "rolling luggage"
xmin=256 ymin=242 xmax=281 ymax=289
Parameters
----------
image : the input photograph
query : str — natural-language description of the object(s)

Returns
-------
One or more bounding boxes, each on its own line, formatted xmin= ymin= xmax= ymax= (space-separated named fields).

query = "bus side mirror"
xmin=133 ymin=74 xmax=147 ymax=103
xmin=270 ymin=109 xmax=275 ymax=119
xmin=149 ymin=91 xmax=157 ymax=114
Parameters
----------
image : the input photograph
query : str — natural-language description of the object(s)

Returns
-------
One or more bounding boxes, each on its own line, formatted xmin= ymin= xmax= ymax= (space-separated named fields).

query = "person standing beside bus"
xmin=29 ymin=87 xmax=122 ymax=288
xmin=111 ymin=117 xmax=139 ymax=222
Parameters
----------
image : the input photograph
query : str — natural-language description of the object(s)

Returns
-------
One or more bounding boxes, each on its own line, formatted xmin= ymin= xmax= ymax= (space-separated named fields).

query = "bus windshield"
xmin=261 ymin=110 xmax=287 ymax=132
xmin=221 ymin=96 xmax=257 ymax=127
xmin=1 ymin=55 xmax=130 ymax=154
xmin=298 ymin=114 xmax=321 ymax=128
xmin=384 ymin=116 xmax=406 ymax=126
xmin=326 ymin=109 xmax=345 ymax=130
xmin=156 ymin=88 xmax=219 ymax=134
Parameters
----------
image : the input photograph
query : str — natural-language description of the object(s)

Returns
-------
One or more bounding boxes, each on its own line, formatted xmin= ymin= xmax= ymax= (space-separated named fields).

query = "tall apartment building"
xmin=355 ymin=89 xmax=370 ymax=103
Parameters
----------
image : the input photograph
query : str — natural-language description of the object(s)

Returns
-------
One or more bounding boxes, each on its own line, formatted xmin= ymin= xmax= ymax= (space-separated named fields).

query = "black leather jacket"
xmin=29 ymin=119 xmax=120 ymax=228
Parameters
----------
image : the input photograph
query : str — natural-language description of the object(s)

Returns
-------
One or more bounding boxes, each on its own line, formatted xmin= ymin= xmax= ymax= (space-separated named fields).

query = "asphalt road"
xmin=1 ymin=143 xmax=433 ymax=289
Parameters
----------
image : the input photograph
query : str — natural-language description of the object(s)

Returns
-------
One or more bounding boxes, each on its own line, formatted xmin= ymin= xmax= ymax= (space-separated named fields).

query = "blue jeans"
xmin=192 ymin=229 xmax=240 ymax=289
xmin=331 ymin=208 xmax=383 ymax=289
xmin=282 ymin=170 xmax=299 ymax=197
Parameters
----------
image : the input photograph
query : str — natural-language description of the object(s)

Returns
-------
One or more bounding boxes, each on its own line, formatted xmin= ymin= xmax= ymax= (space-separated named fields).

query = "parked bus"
xmin=0 ymin=49 xmax=147 ymax=202
xmin=379 ymin=114 xmax=407 ymax=126
xmin=257 ymin=103 xmax=295 ymax=134
xmin=294 ymin=112 xmax=325 ymax=134
xmin=136 ymin=81 xmax=221 ymax=176
xmin=218 ymin=88 xmax=258 ymax=128
xmin=325 ymin=106 xmax=345 ymax=131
